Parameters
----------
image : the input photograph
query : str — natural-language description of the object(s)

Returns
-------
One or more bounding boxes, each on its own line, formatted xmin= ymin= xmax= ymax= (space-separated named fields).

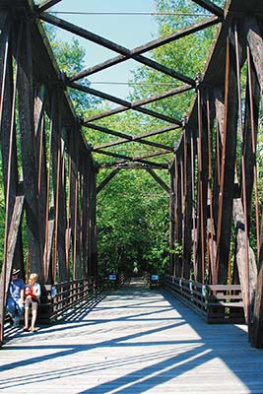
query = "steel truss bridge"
xmin=1 ymin=0 xmax=263 ymax=350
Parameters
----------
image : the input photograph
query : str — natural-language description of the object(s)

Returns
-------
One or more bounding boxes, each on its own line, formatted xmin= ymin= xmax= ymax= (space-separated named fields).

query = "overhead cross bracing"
xmin=36 ymin=0 xmax=223 ymax=169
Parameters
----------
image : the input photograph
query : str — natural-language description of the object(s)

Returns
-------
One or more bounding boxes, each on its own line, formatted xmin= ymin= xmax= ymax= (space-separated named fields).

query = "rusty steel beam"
xmin=214 ymin=33 xmax=238 ymax=284
xmin=130 ymin=55 xmax=194 ymax=86
xmin=39 ymin=13 xmax=196 ymax=87
xmin=246 ymin=47 xmax=260 ymax=255
xmin=94 ymin=149 xmax=167 ymax=169
xmin=69 ymin=132 xmax=81 ymax=280
xmin=135 ymin=124 xmax=181 ymax=139
xmin=95 ymin=149 xmax=133 ymax=161
xmin=98 ymin=161 xmax=168 ymax=170
xmin=72 ymin=53 xmax=194 ymax=85
xmin=71 ymin=17 xmax=219 ymax=83
xmin=234 ymin=23 xmax=251 ymax=324
xmin=246 ymin=16 xmax=263 ymax=348
xmin=190 ymin=0 xmax=224 ymax=17
xmin=69 ymin=82 xmax=182 ymax=125
xmin=196 ymin=87 xmax=206 ymax=283
xmin=130 ymin=84 xmax=193 ymax=107
xmin=83 ymin=122 xmax=132 ymax=140
xmin=131 ymin=16 xmax=221 ymax=55
xmin=0 ymin=196 xmax=24 ymax=344
xmin=169 ymin=163 xmax=176 ymax=275
xmin=133 ymin=150 xmax=172 ymax=161
xmin=146 ymin=168 xmax=170 ymax=193
xmin=83 ymin=123 xmax=180 ymax=143
xmin=206 ymin=95 xmax=217 ymax=284
xmin=0 ymin=16 xmax=13 ymax=345
xmin=93 ymin=138 xmax=133 ymax=150
xmin=37 ymin=0 xmax=62 ymax=12
xmin=246 ymin=18 xmax=263 ymax=100
xmin=182 ymin=128 xmax=192 ymax=278
xmin=97 ymin=167 xmax=121 ymax=194
xmin=93 ymin=137 xmax=173 ymax=152
xmin=39 ymin=12 xmax=130 ymax=56
xmin=17 ymin=22 xmax=43 ymax=276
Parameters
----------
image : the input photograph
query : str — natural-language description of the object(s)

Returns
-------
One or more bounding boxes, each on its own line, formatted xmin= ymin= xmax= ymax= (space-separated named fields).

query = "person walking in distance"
xmin=24 ymin=273 xmax=41 ymax=332
xmin=7 ymin=268 xmax=25 ymax=327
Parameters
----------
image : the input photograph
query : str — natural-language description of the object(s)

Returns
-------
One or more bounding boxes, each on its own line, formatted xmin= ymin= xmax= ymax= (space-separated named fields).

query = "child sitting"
xmin=24 ymin=273 xmax=41 ymax=332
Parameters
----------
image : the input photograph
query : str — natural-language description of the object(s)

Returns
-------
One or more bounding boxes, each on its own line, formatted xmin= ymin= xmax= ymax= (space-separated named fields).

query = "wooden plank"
xmin=2 ymin=282 xmax=263 ymax=391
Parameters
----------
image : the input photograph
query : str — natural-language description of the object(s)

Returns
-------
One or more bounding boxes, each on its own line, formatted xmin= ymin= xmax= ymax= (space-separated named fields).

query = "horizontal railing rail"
xmin=4 ymin=277 xmax=106 ymax=330
xmin=163 ymin=276 xmax=245 ymax=324
xmin=44 ymin=277 xmax=105 ymax=322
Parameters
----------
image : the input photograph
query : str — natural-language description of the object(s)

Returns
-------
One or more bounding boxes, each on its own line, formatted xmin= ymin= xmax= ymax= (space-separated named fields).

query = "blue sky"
xmin=48 ymin=0 xmax=160 ymax=98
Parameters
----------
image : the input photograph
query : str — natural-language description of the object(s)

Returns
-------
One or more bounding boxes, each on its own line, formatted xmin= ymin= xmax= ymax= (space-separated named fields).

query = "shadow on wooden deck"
xmin=0 ymin=278 xmax=262 ymax=393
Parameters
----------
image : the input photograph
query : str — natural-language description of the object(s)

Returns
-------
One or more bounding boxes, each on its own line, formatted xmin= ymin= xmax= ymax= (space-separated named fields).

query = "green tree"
xmin=45 ymin=25 xmax=100 ymax=114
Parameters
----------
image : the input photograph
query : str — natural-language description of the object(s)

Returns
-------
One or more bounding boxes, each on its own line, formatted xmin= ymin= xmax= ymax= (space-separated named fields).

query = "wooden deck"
xmin=0 ymin=278 xmax=263 ymax=393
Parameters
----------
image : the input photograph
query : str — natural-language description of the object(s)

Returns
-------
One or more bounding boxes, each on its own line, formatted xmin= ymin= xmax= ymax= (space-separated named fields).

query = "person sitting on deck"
xmin=24 ymin=273 xmax=41 ymax=332
xmin=7 ymin=268 xmax=25 ymax=327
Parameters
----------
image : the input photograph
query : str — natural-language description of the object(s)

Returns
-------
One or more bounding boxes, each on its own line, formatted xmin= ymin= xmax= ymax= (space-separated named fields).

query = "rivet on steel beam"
xmin=182 ymin=116 xmax=188 ymax=128
xmin=195 ymin=72 xmax=203 ymax=91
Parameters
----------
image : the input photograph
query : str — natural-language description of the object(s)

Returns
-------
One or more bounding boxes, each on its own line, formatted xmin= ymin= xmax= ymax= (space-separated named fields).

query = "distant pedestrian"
xmin=24 ymin=273 xmax=41 ymax=332
xmin=7 ymin=268 xmax=25 ymax=327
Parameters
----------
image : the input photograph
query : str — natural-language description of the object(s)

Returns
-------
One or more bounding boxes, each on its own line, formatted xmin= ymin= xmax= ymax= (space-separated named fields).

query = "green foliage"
xmin=97 ymin=168 xmax=170 ymax=276
xmin=170 ymin=241 xmax=184 ymax=258
xmin=44 ymin=25 xmax=100 ymax=114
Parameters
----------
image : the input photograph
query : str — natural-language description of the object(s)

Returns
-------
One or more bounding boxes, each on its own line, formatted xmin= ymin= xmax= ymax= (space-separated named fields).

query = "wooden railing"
xmin=163 ymin=276 xmax=245 ymax=324
xmin=38 ymin=277 xmax=105 ymax=323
